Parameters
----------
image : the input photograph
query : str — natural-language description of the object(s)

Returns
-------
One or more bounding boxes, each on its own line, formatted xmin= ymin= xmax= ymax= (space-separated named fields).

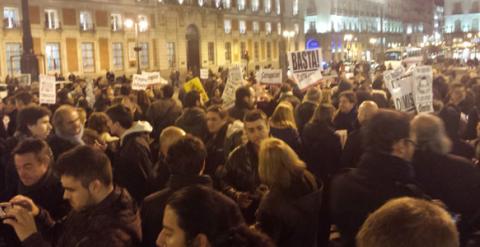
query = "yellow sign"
xmin=183 ymin=77 xmax=209 ymax=103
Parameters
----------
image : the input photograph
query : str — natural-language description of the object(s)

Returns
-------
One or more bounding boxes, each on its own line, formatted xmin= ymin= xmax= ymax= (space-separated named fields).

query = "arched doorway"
xmin=186 ymin=24 xmax=200 ymax=77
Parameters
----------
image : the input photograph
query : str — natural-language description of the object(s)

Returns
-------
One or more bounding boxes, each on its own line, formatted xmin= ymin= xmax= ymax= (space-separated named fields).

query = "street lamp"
xmin=124 ymin=18 xmax=148 ymax=74
xmin=344 ymin=34 xmax=354 ymax=61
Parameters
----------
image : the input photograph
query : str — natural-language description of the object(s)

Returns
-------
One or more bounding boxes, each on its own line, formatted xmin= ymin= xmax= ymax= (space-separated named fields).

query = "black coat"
xmin=22 ymin=187 xmax=142 ymax=247
xmin=141 ymin=175 xmax=213 ymax=247
xmin=295 ymin=101 xmax=317 ymax=133
xmin=113 ymin=132 xmax=154 ymax=202
xmin=301 ymin=121 xmax=342 ymax=181
xmin=47 ymin=135 xmax=79 ymax=161
xmin=146 ymin=98 xmax=182 ymax=140
xmin=333 ymin=108 xmax=357 ymax=133
xmin=270 ymin=127 xmax=302 ymax=155
xmin=340 ymin=128 xmax=364 ymax=169
xmin=330 ymin=152 xmax=428 ymax=247
xmin=256 ymin=170 xmax=322 ymax=247
xmin=412 ymin=149 xmax=480 ymax=241
xmin=175 ymin=107 xmax=208 ymax=141
xmin=205 ymin=123 xmax=229 ymax=178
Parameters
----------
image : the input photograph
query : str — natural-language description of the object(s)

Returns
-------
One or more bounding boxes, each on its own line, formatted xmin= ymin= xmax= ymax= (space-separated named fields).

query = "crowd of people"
xmin=0 ymin=61 xmax=479 ymax=247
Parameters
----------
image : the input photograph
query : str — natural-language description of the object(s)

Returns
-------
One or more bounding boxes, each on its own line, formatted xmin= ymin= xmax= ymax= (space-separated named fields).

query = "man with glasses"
xmin=48 ymin=105 xmax=84 ymax=161
xmin=330 ymin=110 xmax=428 ymax=247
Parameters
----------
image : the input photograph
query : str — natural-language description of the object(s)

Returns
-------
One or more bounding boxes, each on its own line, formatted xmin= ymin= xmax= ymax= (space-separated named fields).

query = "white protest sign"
xmin=132 ymin=74 xmax=149 ymax=90
xmin=200 ymin=69 xmax=209 ymax=80
xmin=222 ymin=65 xmax=244 ymax=108
xmin=18 ymin=74 xmax=31 ymax=87
xmin=142 ymin=72 xmax=167 ymax=86
xmin=391 ymin=76 xmax=416 ymax=112
xmin=85 ymin=79 xmax=95 ymax=107
xmin=384 ymin=66 xmax=406 ymax=92
xmin=39 ymin=75 xmax=56 ymax=104
xmin=257 ymin=69 xmax=283 ymax=84
xmin=288 ymin=48 xmax=323 ymax=90
xmin=413 ymin=66 xmax=434 ymax=113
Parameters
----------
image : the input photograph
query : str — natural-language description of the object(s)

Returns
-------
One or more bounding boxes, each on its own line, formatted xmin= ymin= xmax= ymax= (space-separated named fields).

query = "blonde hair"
xmin=269 ymin=101 xmax=297 ymax=130
xmin=258 ymin=137 xmax=310 ymax=188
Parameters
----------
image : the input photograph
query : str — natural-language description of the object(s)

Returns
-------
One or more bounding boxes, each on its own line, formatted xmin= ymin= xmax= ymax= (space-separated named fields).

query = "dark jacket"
xmin=412 ymin=149 xmax=480 ymax=241
xmin=146 ymin=98 xmax=182 ymax=140
xmin=228 ymin=104 xmax=250 ymax=121
xmin=141 ymin=175 xmax=213 ymax=247
xmin=295 ymin=101 xmax=317 ymax=133
xmin=114 ymin=127 xmax=154 ymax=202
xmin=340 ymin=128 xmax=364 ymax=168
xmin=256 ymin=170 xmax=322 ymax=247
xmin=301 ymin=121 xmax=342 ymax=181
xmin=217 ymin=142 xmax=261 ymax=223
xmin=270 ymin=127 xmax=302 ymax=155
xmin=330 ymin=151 xmax=428 ymax=247
xmin=205 ymin=122 xmax=229 ymax=178
xmin=22 ymin=187 xmax=141 ymax=247
xmin=175 ymin=107 xmax=208 ymax=141
xmin=47 ymin=134 xmax=79 ymax=161
xmin=333 ymin=108 xmax=358 ymax=133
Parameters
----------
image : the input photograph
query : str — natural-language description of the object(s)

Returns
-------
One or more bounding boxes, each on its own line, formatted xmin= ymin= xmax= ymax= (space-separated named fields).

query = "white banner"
xmin=222 ymin=65 xmax=244 ymax=108
xmin=132 ymin=74 xmax=149 ymax=91
xmin=39 ymin=75 xmax=56 ymax=104
xmin=85 ymin=79 xmax=95 ymax=107
xmin=388 ymin=73 xmax=416 ymax=113
xmin=413 ymin=66 xmax=434 ymax=113
xmin=257 ymin=69 xmax=282 ymax=84
xmin=384 ymin=66 xmax=406 ymax=92
xmin=288 ymin=48 xmax=323 ymax=90
xmin=200 ymin=69 xmax=209 ymax=80
xmin=142 ymin=72 xmax=167 ymax=85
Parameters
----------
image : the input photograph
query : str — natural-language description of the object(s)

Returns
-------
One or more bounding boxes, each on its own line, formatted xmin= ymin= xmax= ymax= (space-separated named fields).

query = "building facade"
xmin=444 ymin=0 xmax=480 ymax=59
xmin=0 ymin=0 xmax=305 ymax=79
xmin=304 ymin=0 xmax=434 ymax=63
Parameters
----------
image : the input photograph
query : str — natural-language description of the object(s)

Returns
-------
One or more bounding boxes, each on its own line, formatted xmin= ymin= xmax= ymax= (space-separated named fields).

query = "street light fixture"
xmin=344 ymin=34 xmax=354 ymax=61
xmin=124 ymin=18 xmax=148 ymax=74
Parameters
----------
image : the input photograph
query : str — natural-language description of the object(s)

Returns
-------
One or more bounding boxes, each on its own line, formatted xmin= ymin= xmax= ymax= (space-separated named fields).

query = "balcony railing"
xmin=3 ymin=18 xmax=21 ymax=30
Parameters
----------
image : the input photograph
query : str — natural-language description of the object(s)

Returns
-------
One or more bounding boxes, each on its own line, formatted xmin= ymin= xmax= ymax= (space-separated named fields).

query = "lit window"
xmin=293 ymin=0 xmax=299 ymax=15
xmin=223 ymin=0 xmax=231 ymax=9
xmin=178 ymin=0 xmax=184 ymax=4
xmin=277 ymin=23 xmax=282 ymax=35
xmin=239 ymin=20 xmax=246 ymax=34
xmin=138 ymin=15 xmax=148 ymax=32
xmin=112 ymin=43 xmax=124 ymax=70
xmin=46 ymin=43 xmax=61 ymax=73
xmin=251 ymin=0 xmax=259 ymax=12
xmin=238 ymin=0 xmax=246 ymax=10
xmin=45 ymin=9 xmax=60 ymax=30
xmin=198 ymin=0 xmax=204 ymax=7
xmin=111 ymin=13 xmax=123 ymax=32
xmin=79 ymin=11 xmax=94 ymax=31
xmin=167 ymin=42 xmax=176 ymax=68
xmin=215 ymin=0 xmax=222 ymax=8
xmin=224 ymin=19 xmax=232 ymax=33
xmin=81 ymin=42 xmax=95 ymax=72
xmin=264 ymin=0 xmax=271 ymax=13
xmin=139 ymin=42 xmax=149 ymax=69
xmin=5 ymin=43 xmax=22 ymax=75
xmin=265 ymin=22 xmax=272 ymax=34
xmin=3 ymin=7 xmax=19 ymax=29
xmin=253 ymin=21 xmax=260 ymax=33
xmin=275 ymin=0 xmax=281 ymax=15
xmin=294 ymin=23 xmax=299 ymax=34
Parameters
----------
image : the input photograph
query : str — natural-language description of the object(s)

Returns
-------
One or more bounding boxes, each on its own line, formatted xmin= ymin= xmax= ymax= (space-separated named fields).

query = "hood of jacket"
xmin=120 ymin=121 xmax=152 ymax=145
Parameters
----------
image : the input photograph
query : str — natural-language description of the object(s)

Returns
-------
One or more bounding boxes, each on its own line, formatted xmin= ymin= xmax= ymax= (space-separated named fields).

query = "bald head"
xmin=358 ymin=101 xmax=379 ymax=125
xmin=160 ymin=127 xmax=186 ymax=156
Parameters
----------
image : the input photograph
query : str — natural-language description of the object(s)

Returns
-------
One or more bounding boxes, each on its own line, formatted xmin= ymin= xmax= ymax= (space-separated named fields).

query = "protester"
xmin=205 ymin=105 xmax=230 ymax=179
xmin=106 ymin=104 xmax=155 ymax=202
xmin=228 ymin=86 xmax=256 ymax=121
xmin=269 ymin=102 xmax=302 ymax=153
xmin=175 ymin=90 xmax=208 ymax=141
xmin=142 ymin=135 xmax=212 ymax=247
xmin=333 ymin=90 xmax=358 ymax=133
xmin=48 ymin=105 xmax=84 ymax=160
xmin=255 ymin=137 xmax=322 ymax=247
xmin=356 ymin=197 xmax=459 ymax=247
xmin=156 ymin=185 xmax=274 ymax=247
xmin=217 ymin=109 xmax=269 ymax=223
xmin=3 ymin=145 xmax=141 ymax=246
xmin=330 ymin=109 xmax=428 ymax=247
xmin=295 ymin=87 xmax=322 ymax=133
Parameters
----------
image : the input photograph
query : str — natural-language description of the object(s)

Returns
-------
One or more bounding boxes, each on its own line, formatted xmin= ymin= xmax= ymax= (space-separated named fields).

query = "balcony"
xmin=44 ymin=21 xmax=62 ymax=31
xmin=79 ymin=23 xmax=95 ymax=32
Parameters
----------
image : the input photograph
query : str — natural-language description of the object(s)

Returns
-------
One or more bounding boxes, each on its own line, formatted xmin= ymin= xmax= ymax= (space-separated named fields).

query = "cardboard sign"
xmin=184 ymin=77 xmax=209 ymax=103
xmin=222 ymin=65 xmax=244 ymax=107
xmin=142 ymin=72 xmax=167 ymax=85
xmin=200 ymin=69 xmax=209 ymax=80
xmin=288 ymin=48 xmax=323 ymax=90
xmin=39 ymin=75 xmax=56 ymax=104
xmin=257 ymin=69 xmax=283 ymax=84
xmin=132 ymin=74 xmax=149 ymax=91
xmin=413 ymin=66 xmax=434 ymax=113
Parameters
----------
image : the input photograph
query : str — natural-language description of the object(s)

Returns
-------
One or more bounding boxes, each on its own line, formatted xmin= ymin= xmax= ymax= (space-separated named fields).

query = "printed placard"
xmin=184 ymin=77 xmax=209 ymax=103
xmin=288 ymin=48 xmax=323 ymax=90
xmin=39 ymin=75 xmax=56 ymax=104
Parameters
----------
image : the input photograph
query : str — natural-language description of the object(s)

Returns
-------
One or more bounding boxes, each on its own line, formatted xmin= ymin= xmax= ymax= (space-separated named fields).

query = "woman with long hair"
xmin=255 ymin=137 xmax=322 ymax=247
xmin=269 ymin=101 xmax=301 ymax=153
